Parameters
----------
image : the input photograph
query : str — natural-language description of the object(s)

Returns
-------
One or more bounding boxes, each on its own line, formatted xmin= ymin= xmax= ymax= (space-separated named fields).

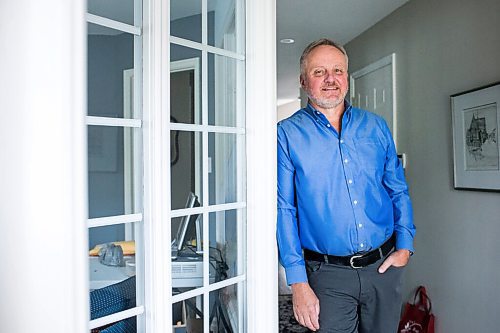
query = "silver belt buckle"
xmin=349 ymin=254 xmax=363 ymax=269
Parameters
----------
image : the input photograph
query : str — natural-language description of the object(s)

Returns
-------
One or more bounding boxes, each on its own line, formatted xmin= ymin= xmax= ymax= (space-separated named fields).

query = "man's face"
xmin=300 ymin=45 xmax=349 ymax=111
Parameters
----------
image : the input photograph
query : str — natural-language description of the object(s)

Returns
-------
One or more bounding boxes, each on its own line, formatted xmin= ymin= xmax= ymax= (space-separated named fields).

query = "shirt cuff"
xmin=284 ymin=264 xmax=308 ymax=285
xmin=395 ymin=232 xmax=415 ymax=254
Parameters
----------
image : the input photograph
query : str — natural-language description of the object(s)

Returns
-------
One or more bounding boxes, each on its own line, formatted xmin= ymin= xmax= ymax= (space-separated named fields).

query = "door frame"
xmin=170 ymin=58 xmax=202 ymax=199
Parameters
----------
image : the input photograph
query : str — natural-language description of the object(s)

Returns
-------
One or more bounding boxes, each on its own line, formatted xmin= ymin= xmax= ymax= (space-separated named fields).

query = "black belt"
xmin=303 ymin=234 xmax=395 ymax=269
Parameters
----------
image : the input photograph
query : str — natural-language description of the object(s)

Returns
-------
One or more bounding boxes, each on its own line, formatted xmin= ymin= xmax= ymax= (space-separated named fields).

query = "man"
xmin=277 ymin=38 xmax=416 ymax=333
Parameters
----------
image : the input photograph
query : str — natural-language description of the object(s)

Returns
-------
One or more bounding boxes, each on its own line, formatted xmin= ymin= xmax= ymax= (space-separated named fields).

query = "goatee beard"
xmin=309 ymin=96 xmax=344 ymax=109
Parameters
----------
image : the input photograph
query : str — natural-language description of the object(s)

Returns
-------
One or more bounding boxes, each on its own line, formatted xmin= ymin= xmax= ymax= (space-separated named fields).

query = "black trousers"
xmin=306 ymin=255 xmax=404 ymax=333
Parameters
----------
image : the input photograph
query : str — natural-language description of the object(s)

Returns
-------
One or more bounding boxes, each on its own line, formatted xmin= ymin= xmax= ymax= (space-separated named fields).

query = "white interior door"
xmin=350 ymin=54 xmax=397 ymax=145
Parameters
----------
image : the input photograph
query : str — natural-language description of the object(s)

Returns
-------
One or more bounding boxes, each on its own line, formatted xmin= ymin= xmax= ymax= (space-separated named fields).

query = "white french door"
xmin=166 ymin=1 xmax=247 ymax=332
xmin=2 ymin=0 xmax=275 ymax=332
xmin=85 ymin=0 xmax=277 ymax=332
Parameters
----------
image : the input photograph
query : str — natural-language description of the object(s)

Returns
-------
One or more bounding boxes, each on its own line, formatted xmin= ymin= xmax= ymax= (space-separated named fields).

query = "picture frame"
xmin=451 ymin=82 xmax=500 ymax=191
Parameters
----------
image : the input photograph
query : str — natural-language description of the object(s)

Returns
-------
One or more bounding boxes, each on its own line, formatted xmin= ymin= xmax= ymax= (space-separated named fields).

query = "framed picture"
xmin=451 ymin=82 xmax=500 ymax=191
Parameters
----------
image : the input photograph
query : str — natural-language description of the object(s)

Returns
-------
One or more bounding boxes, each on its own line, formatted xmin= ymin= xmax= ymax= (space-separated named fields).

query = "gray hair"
xmin=299 ymin=38 xmax=349 ymax=77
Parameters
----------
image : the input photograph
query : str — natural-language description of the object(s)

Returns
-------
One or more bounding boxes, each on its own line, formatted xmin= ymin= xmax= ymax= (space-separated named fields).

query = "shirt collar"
xmin=305 ymin=100 xmax=353 ymax=122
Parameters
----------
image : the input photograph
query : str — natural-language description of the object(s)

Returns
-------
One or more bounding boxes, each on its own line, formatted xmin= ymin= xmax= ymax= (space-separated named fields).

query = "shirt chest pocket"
xmin=354 ymin=138 xmax=386 ymax=171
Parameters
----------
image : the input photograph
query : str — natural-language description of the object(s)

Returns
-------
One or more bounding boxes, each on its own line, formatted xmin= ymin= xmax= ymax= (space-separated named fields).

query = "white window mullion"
xmin=170 ymin=201 xmax=247 ymax=218
xmin=202 ymin=0 xmax=207 ymax=46
xmin=171 ymin=275 xmax=246 ymax=304
xmin=170 ymin=122 xmax=245 ymax=134
xmin=201 ymin=0 xmax=209 ymax=325
xmin=86 ymin=13 xmax=142 ymax=36
xmin=170 ymin=36 xmax=245 ymax=61
xmin=235 ymin=1 xmax=247 ymax=325
xmin=89 ymin=306 xmax=145 ymax=330
xmin=123 ymin=70 xmax=135 ymax=239
xmin=235 ymin=0 xmax=247 ymax=325
xmin=237 ymin=138 xmax=245 ymax=333
xmin=86 ymin=116 xmax=142 ymax=128
xmin=88 ymin=213 xmax=143 ymax=228
xmin=236 ymin=0 xmax=246 ymax=55
xmin=130 ymin=1 xmax=146 ymax=329
xmin=202 ymin=209 xmax=210 ymax=332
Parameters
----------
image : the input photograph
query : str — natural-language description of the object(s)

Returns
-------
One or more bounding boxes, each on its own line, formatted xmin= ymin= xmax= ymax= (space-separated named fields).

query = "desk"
xmin=89 ymin=257 xmax=226 ymax=331
xmin=89 ymin=256 xmax=131 ymax=290
xmin=89 ymin=256 xmax=215 ymax=290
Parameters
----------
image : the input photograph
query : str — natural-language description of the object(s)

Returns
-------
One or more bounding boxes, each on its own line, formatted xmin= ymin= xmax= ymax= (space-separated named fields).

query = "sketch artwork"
xmin=451 ymin=82 xmax=500 ymax=191
xmin=463 ymin=103 xmax=499 ymax=171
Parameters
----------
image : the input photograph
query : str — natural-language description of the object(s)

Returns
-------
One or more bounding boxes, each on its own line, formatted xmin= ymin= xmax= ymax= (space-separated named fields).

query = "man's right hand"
xmin=291 ymin=282 xmax=320 ymax=331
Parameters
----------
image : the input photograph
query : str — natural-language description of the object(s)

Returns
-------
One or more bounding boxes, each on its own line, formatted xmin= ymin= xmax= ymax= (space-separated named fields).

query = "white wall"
xmin=0 ymin=1 xmax=88 ymax=332
xmin=277 ymin=99 xmax=301 ymax=121
xmin=345 ymin=0 xmax=500 ymax=332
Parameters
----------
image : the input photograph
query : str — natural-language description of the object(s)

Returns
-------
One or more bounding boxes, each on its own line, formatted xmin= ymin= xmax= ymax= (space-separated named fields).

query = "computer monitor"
xmin=171 ymin=192 xmax=201 ymax=259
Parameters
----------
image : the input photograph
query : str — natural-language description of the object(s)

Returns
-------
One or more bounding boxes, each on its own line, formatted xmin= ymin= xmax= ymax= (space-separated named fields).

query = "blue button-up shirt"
xmin=277 ymin=102 xmax=416 ymax=285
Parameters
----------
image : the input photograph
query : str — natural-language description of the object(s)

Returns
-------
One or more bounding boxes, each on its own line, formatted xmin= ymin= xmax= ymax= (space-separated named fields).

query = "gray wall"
xmin=345 ymin=0 xmax=500 ymax=331
xmin=88 ymin=33 xmax=133 ymax=248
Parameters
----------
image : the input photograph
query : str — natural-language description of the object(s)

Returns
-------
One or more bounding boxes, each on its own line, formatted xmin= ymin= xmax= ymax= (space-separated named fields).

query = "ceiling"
xmin=277 ymin=0 xmax=410 ymax=105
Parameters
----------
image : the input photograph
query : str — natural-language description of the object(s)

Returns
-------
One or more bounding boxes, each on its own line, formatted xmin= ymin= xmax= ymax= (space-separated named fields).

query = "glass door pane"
xmin=172 ymin=295 xmax=205 ymax=332
xmin=209 ymin=209 xmax=245 ymax=282
xmin=88 ymin=126 xmax=139 ymax=218
xmin=88 ymin=0 xmax=135 ymax=25
xmin=171 ymin=45 xmax=202 ymax=125
xmin=208 ymin=54 xmax=245 ymax=127
xmin=207 ymin=0 xmax=237 ymax=52
xmin=171 ymin=0 xmax=202 ymax=43
xmin=88 ymin=23 xmax=135 ymax=118
xmin=170 ymin=131 xmax=203 ymax=209
xmin=208 ymin=133 xmax=245 ymax=205
xmin=171 ymin=214 xmax=206 ymax=294
xmin=209 ymin=284 xmax=240 ymax=332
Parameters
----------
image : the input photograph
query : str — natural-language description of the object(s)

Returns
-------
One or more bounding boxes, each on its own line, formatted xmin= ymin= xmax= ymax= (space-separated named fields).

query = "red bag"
xmin=398 ymin=286 xmax=435 ymax=333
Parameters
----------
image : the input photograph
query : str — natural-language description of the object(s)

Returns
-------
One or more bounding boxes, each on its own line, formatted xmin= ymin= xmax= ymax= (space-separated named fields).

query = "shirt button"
xmin=344 ymin=158 xmax=349 ymax=163
xmin=340 ymin=139 xmax=344 ymax=144
xmin=360 ymin=243 xmax=364 ymax=248
xmin=348 ymin=179 xmax=353 ymax=184
xmin=353 ymin=200 xmax=358 ymax=205
xmin=358 ymin=223 xmax=363 ymax=228
xmin=316 ymin=111 xmax=320 ymax=115
xmin=327 ymin=124 xmax=331 ymax=127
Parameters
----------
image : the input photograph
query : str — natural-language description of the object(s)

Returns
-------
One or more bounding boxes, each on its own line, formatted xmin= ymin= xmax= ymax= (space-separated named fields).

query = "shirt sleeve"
xmin=380 ymin=121 xmax=416 ymax=253
xmin=276 ymin=124 xmax=308 ymax=285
